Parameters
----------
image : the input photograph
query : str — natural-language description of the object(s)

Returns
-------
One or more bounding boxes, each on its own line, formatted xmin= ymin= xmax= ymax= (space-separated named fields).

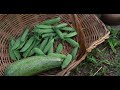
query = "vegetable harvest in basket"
xmin=5 ymin=17 xmax=80 ymax=76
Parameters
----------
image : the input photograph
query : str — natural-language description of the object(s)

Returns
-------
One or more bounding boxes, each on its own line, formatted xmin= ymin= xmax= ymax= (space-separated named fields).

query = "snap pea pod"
xmin=36 ymin=25 xmax=52 ymax=29
xmin=34 ymin=33 xmax=41 ymax=40
xmin=61 ymin=54 xmax=72 ymax=69
xmin=14 ymin=50 xmax=21 ymax=60
xmin=54 ymin=33 xmax=68 ymax=40
xmin=42 ymin=33 xmax=56 ymax=38
xmin=64 ymin=32 xmax=77 ymax=38
xmin=56 ymin=43 xmax=63 ymax=54
xmin=9 ymin=43 xmax=16 ymax=61
xmin=43 ymin=39 xmax=54 ymax=54
xmin=21 ymin=27 xmax=29 ymax=42
xmin=20 ymin=36 xmax=34 ymax=52
xmin=40 ymin=38 xmax=49 ymax=51
xmin=33 ymin=48 xmax=45 ymax=55
xmin=65 ymin=38 xmax=80 ymax=47
xmin=53 ymin=28 xmax=64 ymax=40
xmin=11 ymin=37 xmax=21 ymax=50
xmin=10 ymin=36 xmax=15 ymax=46
xmin=55 ymin=23 xmax=68 ymax=29
xmin=35 ymin=39 xmax=42 ymax=47
xmin=48 ymin=41 xmax=54 ymax=54
xmin=17 ymin=36 xmax=28 ymax=50
xmin=34 ymin=29 xmax=54 ymax=34
xmin=70 ymin=47 xmax=79 ymax=60
xmin=9 ymin=37 xmax=16 ymax=61
xmin=27 ymin=39 xmax=40 ymax=57
xmin=28 ymin=49 xmax=35 ymax=57
xmin=23 ymin=39 xmax=36 ymax=58
xmin=41 ymin=17 xmax=61 ymax=25
xmin=60 ymin=27 xmax=75 ymax=31
xmin=48 ymin=53 xmax=66 ymax=59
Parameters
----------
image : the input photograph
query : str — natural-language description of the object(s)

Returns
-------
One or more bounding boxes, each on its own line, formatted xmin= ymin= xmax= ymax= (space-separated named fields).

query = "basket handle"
xmin=68 ymin=14 xmax=87 ymax=58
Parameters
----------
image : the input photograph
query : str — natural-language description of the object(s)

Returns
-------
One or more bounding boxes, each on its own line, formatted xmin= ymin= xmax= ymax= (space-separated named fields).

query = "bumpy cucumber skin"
xmin=5 ymin=56 xmax=62 ymax=76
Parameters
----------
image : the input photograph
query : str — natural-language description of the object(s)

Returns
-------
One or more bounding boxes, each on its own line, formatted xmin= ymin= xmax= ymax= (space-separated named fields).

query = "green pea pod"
xmin=55 ymin=23 xmax=68 ymax=29
xmin=28 ymin=49 xmax=35 ymax=57
xmin=54 ymin=36 xmax=59 ymax=40
xmin=35 ymin=39 xmax=42 ymax=47
xmin=41 ymin=17 xmax=61 ymax=25
xmin=20 ymin=36 xmax=34 ymax=52
xmin=64 ymin=32 xmax=77 ymax=38
xmin=10 ymin=36 xmax=15 ymax=46
xmin=9 ymin=40 xmax=17 ymax=61
xmin=36 ymin=25 xmax=52 ymax=29
xmin=65 ymin=38 xmax=80 ymax=47
xmin=61 ymin=27 xmax=75 ymax=31
xmin=56 ymin=43 xmax=63 ymax=54
xmin=61 ymin=54 xmax=72 ymax=69
xmin=48 ymin=41 xmax=54 ymax=54
xmin=53 ymin=28 xmax=64 ymax=40
xmin=17 ymin=36 xmax=28 ymax=50
xmin=23 ymin=39 xmax=36 ymax=58
xmin=11 ymin=37 xmax=21 ymax=50
xmin=40 ymin=38 xmax=49 ymax=51
xmin=21 ymin=27 xmax=29 ymax=42
xmin=70 ymin=47 xmax=79 ymax=60
xmin=54 ymin=33 xmax=67 ymax=40
xmin=43 ymin=39 xmax=54 ymax=54
xmin=33 ymin=48 xmax=45 ymax=55
xmin=34 ymin=29 xmax=54 ymax=34
xmin=48 ymin=53 xmax=66 ymax=59
xmin=14 ymin=50 xmax=21 ymax=60
xmin=34 ymin=33 xmax=41 ymax=40
xmin=42 ymin=33 xmax=56 ymax=38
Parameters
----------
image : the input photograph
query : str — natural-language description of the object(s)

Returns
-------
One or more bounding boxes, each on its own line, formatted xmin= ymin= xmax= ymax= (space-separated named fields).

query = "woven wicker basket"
xmin=0 ymin=14 xmax=110 ymax=76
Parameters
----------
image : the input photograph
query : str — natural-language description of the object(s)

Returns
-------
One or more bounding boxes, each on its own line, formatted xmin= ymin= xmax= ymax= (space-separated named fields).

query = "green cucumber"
xmin=5 ymin=56 xmax=62 ymax=76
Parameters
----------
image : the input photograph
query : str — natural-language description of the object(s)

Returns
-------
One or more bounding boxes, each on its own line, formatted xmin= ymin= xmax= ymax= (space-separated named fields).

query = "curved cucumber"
xmin=5 ymin=56 xmax=62 ymax=76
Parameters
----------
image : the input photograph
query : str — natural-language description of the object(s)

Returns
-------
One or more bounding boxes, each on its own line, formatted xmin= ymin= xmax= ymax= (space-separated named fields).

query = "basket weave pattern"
xmin=0 ymin=14 xmax=110 ymax=76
